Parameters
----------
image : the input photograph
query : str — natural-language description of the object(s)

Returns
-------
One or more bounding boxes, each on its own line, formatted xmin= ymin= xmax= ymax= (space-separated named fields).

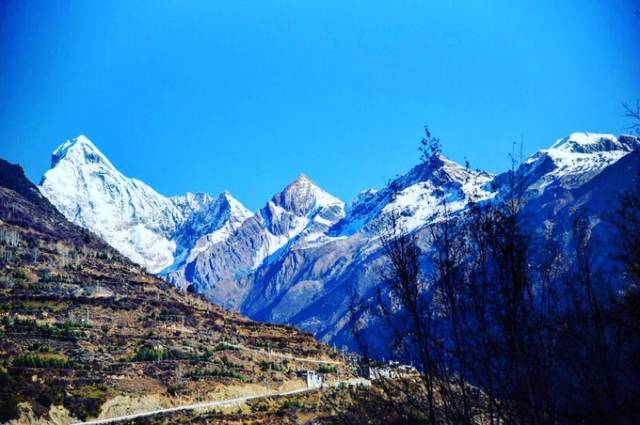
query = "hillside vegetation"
xmin=0 ymin=159 xmax=348 ymax=423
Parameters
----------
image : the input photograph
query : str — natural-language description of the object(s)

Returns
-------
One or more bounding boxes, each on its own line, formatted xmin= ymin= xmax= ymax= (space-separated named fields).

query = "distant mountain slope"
xmin=164 ymin=173 xmax=345 ymax=308
xmin=0 ymin=158 xmax=347 ymax=423
xmin=332 ymin=155 xmax=494 ymax=236
xmin=512 ymin=132 xmax=639 ymax=195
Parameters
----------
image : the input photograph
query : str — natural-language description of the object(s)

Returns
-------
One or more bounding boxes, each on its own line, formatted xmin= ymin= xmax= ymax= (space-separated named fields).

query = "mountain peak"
xmin=272 ymin=173 xmax=343 ymax=215
xmin=218 ymin=191 xmax=253 ymax=217
xmin=40 ymin=135 xmax=183 ymax=273
xmin=294 ymin=172 xmax=311 ymax=183
xmin=284 ymin=173 xmax=316 ymax=190
xmin=219 ymin=190 xmax=235 ymax=201
xmin=51 ymin=135 xmax=115 ymax=170
xmin=285 ymin=173 xmax=326 ymax=191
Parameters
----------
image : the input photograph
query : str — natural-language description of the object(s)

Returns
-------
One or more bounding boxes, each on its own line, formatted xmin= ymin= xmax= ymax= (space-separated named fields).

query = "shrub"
xmin=131 ymin=347 xmax=208 ymax=362
xmin=258 ymin=360 xmax=283 ymax=372
xmin=64 ymin=396 xmax=103 ymax=421
xmin=132 ymin=347 xmax=167 ymax=362
xmin=317 ymin=364 xmax=337 ymax=374
xmin=7 ymin=317 xmax=88 ymax=338
xmin=167 ymin=383 xmax=184 ymax=396
xmin=185 ymin=367 xmax=247 ymax=381
xmin=213 ymin=342 xmax=237 ymax=352
xmin=281 ymin=399 xmax=303 ymax=409
xmin=13 ymin=354 xmax=74 ymax=369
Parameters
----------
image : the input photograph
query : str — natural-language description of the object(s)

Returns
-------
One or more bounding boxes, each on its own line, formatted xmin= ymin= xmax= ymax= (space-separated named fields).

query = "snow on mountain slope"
xmin=518 ymin=132 xmax=640 ymax=194
xmin=39 ymin=135 xmax=251 ymax=273
xmin=258 ymin=173 xmax=344 ymax=260
xmin=171 ymin=192 xmax=214 ymax=217
xmin=163 ymin=191 xmax=253 ymax=274
xmin=39 ymin=135 xmax=182 ymax=272
xmin=239 ymin=155 xmax=494 ymax=329
xmin=333 ymin=156 xmax=494 ymax=237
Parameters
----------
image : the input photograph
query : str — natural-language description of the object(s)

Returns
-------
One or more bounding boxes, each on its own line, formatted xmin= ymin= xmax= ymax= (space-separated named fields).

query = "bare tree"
xmin=623 ymin=101 xmax=640 ymax=135
xmin=346 ymin=129 xmax=640 ymax=425
xmin=419 ymin=126 xmax=442 ymax=166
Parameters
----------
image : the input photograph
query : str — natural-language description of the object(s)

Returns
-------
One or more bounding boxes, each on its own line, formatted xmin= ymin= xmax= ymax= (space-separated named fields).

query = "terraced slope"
xmin=0 ymin=159 xmax=348 ymax=424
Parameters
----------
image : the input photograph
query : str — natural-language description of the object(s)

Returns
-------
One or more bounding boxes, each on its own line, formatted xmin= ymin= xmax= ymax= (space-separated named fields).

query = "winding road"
xmin=73 ymin=343 xmax=362 ymax=424
xmin=74 ymin=378 xmax=370 ymax=425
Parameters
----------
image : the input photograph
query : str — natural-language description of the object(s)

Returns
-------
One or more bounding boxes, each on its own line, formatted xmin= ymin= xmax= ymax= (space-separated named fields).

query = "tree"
xmin=350 ymin=128 xmax=640 ymax=425
xmin=419 ymin=126 xmax=442 ymax=166
xmin=623 ymin=101 xmax=640 ymax=135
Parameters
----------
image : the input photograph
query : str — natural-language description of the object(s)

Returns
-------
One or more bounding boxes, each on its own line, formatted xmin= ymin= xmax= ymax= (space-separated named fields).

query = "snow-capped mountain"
xmin=238 ymin=153 xmax=497 ymax=339
xmin=239 ymin=132 xmax=639 ymax=346
xmin=37 ymin=131 xmax=640 ymax=356
xmin=248 ymin=133 xmax=639 ymax=352
xmin=39 ymin=135 xmax=251 ymax=273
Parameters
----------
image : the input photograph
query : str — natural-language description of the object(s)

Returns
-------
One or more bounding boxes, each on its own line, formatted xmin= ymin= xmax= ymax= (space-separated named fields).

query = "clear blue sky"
xmin=1 ymin=1 xmax=639 ymax=210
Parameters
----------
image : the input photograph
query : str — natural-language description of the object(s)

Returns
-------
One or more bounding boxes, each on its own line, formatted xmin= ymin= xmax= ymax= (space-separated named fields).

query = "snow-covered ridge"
xmin=548 ymin=132 xmax=626 ymax=153
xmin=162 ymin=172 xmax=346 ymax=300
xmin=171 ymin=192 xmax=214 ymax=216
xmin=248 ymin=173 xmax=345 ymax=266
xmin=50 ymin=135 xmax=116 ymax=169
xmin=520 ymin=132 xmax=640 ymax=193
xmin=333 ymin=155 xmax=494 ymax=236
xmin=165 ymin=191 xmax=253 ymax=273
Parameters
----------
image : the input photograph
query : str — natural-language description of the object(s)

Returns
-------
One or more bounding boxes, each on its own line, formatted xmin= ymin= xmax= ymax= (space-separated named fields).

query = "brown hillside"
xmin=0 ymin=159 xmax=348 ymax=423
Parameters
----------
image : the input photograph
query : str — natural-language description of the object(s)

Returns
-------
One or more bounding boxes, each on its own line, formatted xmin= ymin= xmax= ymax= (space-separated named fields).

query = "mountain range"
xmin=37 ymin=132 xmax=640 ymax=353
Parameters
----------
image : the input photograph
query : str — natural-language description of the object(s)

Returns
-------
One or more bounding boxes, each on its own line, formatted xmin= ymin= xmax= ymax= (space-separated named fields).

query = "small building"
xmin=297 ymin=370 xmax=324 ymax=388
xmin=358 ymin=359 xmax=418 ymax=380
xmin=396 ymin=363 xmax=419 ymax=376
xmin=360 ymin=360 xmax=396 ymax=380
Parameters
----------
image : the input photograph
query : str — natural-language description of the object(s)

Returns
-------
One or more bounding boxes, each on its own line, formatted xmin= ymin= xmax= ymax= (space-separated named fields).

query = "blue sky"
xmin=1 ymin=1 xmax=639 ymax=210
